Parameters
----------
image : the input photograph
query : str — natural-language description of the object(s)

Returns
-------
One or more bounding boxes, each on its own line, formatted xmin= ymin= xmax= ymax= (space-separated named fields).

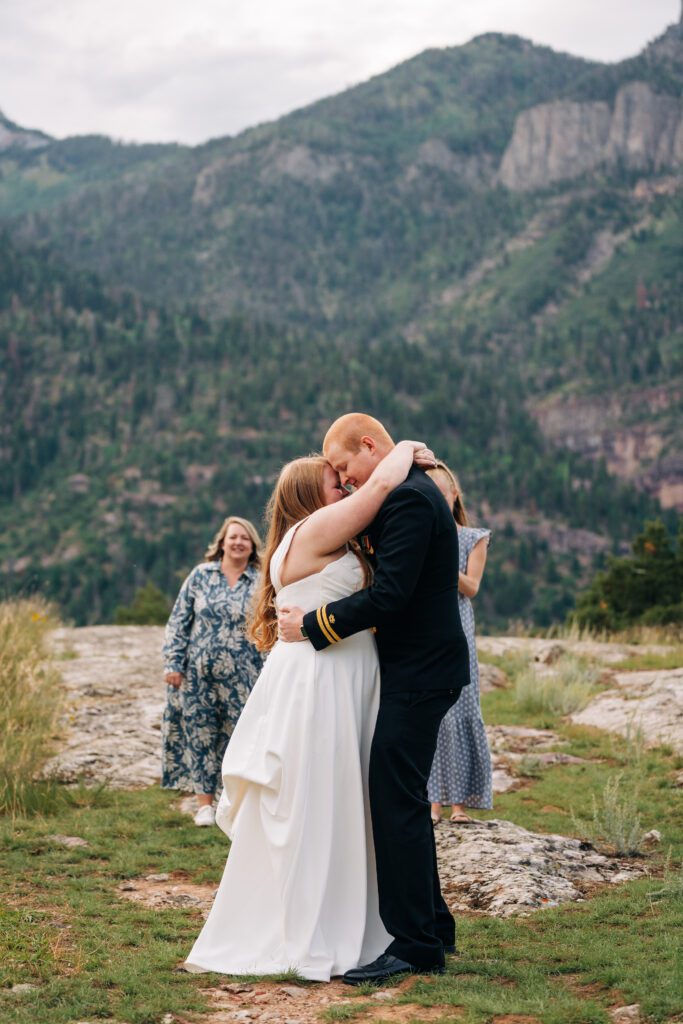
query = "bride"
xmin=184 ymin=440 xmax=432 ymax=981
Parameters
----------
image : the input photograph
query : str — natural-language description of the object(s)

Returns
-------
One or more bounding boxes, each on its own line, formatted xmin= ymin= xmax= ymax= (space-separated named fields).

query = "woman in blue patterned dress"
xmin=162 ymin=516 xmax=264 ymax=826
xmin=427 ymin=463 xmax=493 ymax=824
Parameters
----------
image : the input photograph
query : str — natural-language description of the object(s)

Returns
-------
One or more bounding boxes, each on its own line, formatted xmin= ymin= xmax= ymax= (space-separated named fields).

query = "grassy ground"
xmin=1 ymin=651 xmax=682 ymax=1023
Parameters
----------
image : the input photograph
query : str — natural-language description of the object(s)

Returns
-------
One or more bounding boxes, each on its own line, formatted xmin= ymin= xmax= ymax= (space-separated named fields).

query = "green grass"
xmin=1 ymin=659 xmax=681 ymax=1023
xmin=323 ymin=1001 xmax=374 ymax=1021
xmin=0 ymin=787 xmax=228 ymax=1024
xmin=609 ymin=648 xmax=683 ymax=672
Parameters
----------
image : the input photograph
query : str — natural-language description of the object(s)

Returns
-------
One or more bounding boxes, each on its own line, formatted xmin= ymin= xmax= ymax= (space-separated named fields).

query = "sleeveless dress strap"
xmin=269 ymin=518 xmax=310 ymax=593
xmin=461 ymin=526 xmax=492 ymax=557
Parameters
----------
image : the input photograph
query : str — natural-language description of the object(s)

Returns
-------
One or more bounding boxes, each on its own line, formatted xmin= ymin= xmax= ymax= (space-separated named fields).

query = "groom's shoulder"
xmin=384 ymin=467 xmax=442 ymax=513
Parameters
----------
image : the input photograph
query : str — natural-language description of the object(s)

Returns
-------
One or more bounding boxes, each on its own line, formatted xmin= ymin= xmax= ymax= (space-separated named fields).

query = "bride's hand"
xmin=397 ymin=440 xmax=437 ymax=468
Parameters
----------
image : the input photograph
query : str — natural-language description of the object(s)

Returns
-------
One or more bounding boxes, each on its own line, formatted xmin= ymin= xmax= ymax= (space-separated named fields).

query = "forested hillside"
xmin=0 ymin=234 xmax=663 ymax=627
xmin=1 ymin=13 xmax=682 ymax=628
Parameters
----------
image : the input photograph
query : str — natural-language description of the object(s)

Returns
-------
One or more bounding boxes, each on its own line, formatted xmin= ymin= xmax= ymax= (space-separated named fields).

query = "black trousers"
xmin=369 ymin=687 xmax=461 ymax=968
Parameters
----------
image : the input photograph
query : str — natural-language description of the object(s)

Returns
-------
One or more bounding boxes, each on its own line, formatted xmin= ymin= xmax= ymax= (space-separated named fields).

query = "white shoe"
xmin=194 ymin=805 xmax=216 ymax=827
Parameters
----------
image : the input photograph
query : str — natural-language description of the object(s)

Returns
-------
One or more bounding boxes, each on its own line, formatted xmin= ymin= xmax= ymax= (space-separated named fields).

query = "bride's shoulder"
xmin=272 ymin=518 xmax=309 ymax=563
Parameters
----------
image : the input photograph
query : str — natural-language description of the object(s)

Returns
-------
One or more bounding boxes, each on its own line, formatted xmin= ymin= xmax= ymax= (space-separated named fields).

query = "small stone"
xmin=535 ymin=643 xmax=565 ymax=665
xmin=145 ymin=872 xmax=171 ymax=881
xmin=372 ymin=990 xmax=394 ymax=1001
xmin=161 ymin=1016 xmax=174 ymax=1024
xmin=232 ymin=1012 xmax=255 ymax=1021
xmin=642 ymin=830 xmax=661 ymax=843
xmin=279 ymin=986 xmax=307 ymax=998
xmin=48 ymin=834 xmax=89 ymax=848
xmin=118 ymin=882 xmax=137 ymax=891
xmin=11 ymin=983 xmax=39 ymax=993
xmin=222 ymin=983 xmax=254 ymax=994
xmin=609 ymin=1006 xmax=641 ymax=1023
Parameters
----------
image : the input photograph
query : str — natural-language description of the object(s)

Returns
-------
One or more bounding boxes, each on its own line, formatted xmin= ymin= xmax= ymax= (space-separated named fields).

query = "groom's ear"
xmin=359 ymin=435 xmax=377 ymax=455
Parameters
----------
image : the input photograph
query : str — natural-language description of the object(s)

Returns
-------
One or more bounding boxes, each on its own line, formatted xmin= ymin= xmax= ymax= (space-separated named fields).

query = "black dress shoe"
xmin=343 ymin=953 xmax=444 ymax=986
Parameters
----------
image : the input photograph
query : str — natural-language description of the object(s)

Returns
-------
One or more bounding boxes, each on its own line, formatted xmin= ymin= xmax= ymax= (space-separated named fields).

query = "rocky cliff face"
xmin=500 ymin=82 xmax=683 ymax=190
xmin=530 ymin=386 xmax=683 ymax=512
xmin=0 ymin=110 xmax=49 ymax=152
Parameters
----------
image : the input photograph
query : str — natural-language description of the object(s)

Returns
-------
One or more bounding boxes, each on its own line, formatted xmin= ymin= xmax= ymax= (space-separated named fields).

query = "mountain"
xmin=0 ymin=109 xmax=51 ymax=152
xmin=1 ymin=13 xmax=682 ymax=628
xmin=0 ymin=233 xmax=660 ymax=628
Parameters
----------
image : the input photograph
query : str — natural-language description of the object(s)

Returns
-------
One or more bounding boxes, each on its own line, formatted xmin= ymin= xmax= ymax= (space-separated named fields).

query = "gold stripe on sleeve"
xmin=316 ymin=606 xmax=337 ymax=645
xmin=322 ymin=606 xmax=342 ymax=643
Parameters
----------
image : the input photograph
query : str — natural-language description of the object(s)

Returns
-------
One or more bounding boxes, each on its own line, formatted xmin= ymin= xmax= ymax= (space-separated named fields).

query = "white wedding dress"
xmin=185 ymin=522 xmax=390 ymax=981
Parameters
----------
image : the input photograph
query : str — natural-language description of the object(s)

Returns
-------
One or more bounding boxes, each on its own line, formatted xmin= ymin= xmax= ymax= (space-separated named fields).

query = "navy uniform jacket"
xmin=302 ymin=465 xmax=471 ymax=694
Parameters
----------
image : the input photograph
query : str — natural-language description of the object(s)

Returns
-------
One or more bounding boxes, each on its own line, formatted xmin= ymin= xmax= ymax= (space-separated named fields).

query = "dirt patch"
xmin=194 ymin=977 xmax=463 ymax=1024
xmin=559 ymin=974 xmax=613 ymax=999
xmin=363 ymin=1005 xmax=462 ymax=1022
xmin=116 ymin=872 xmax=217 ymax=916
xmin=491 ymin=1017 xmax=542 ymax=1024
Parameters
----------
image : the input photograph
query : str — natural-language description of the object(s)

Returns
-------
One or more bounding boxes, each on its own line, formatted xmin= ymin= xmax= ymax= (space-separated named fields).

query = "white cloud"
xmin=0 ymin=0 xmax=679 ymax=144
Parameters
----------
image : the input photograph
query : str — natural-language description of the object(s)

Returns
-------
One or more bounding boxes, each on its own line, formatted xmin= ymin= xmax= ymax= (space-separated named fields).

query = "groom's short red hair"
xmin=323 ymin=413 xmax=394 ymax=455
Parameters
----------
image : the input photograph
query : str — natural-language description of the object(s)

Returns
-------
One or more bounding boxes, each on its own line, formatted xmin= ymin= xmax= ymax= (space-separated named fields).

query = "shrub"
xmin=574 ymin=773 xmax=645 ymax=855
xmin=514 ymin=654 xmax=599 ymax=716
xmin=0 ymin=599 xmax=64 ymax=815
xmin=114 ymin=581 xmax=171 ymax=625
xmin=572 ymin=519 xmax=683 ymax=631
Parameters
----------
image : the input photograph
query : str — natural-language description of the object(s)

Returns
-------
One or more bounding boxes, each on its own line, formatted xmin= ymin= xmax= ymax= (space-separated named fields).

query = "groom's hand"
xmin=278 ymin=606 xmax=306 ymax=642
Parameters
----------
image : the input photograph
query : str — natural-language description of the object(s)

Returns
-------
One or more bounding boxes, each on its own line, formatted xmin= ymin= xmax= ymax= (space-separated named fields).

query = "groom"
xmin=278 ymin=413 xmax=470 ymax=984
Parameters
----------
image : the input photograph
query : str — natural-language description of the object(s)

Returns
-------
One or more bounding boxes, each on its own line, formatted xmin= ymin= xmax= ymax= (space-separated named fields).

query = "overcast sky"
xmin=0 ymin=0 xmax=679 ymax=146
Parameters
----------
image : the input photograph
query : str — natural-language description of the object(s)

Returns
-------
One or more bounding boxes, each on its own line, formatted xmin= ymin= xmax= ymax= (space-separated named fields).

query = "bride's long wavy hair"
xmin=247 ymin=456 xmax=329 ymax=652
xmin=248 ymin=455 xmax=372 ymax=652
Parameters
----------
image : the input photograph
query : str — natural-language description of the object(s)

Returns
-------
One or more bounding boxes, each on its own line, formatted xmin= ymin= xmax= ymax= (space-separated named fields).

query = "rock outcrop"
xmin=405 ymin=138 xmax=495 ymax=188
xmin=500 ymin=82 xmax=683 ymax=190
xmin=530 ymin=385 xmax=683 ymax=512
xmin=0 ymin=110 xmax=50 ymax=152
xmin=571 ymin=668 xmax=683 ymax=753
xmin=435 ymin=819 xmax=646 ymax=916
xmin=45 ymin=625 xmax=166 ymax=787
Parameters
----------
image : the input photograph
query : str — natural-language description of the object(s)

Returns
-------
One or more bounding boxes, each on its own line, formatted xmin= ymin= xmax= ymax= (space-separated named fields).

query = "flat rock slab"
xmin=487 ymin=726 xmax=564 ymax=753
xmin=571 ymin=668 xmax=683 ymax=753
xmin=487 ymin=726 xmax=592 ymax=792
xmin=434 ymin=819 xmax=646 ymax=917
xmin=45 ymin=625 xmax=166 ymax=787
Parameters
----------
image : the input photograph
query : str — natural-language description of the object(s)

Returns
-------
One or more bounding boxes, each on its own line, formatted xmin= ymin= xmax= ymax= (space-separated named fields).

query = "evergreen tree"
xmin=572 ymin=519 xmax=683 ymax=630
xmin=114 ymin=582 xmax=171 ymax=626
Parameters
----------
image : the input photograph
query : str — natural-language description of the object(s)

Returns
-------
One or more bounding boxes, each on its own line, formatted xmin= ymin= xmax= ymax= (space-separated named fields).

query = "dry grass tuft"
xmin=0 ymin=598 xmax=64 ymax=815
xmin=514 ymin=654 xmax=599 ymax=717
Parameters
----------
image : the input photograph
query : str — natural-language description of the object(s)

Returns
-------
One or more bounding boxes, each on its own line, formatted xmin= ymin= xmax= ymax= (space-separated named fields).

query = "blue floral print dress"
xmin=162 ymin=561 xmax=264 ymax=795
xmin=428 ymin=526 xmax=493 ymax=809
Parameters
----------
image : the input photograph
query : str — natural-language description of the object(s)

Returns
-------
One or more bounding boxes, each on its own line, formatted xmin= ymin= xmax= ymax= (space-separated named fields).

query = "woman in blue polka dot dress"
xmin=427 ymin=462 xmax=493 ymax=824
